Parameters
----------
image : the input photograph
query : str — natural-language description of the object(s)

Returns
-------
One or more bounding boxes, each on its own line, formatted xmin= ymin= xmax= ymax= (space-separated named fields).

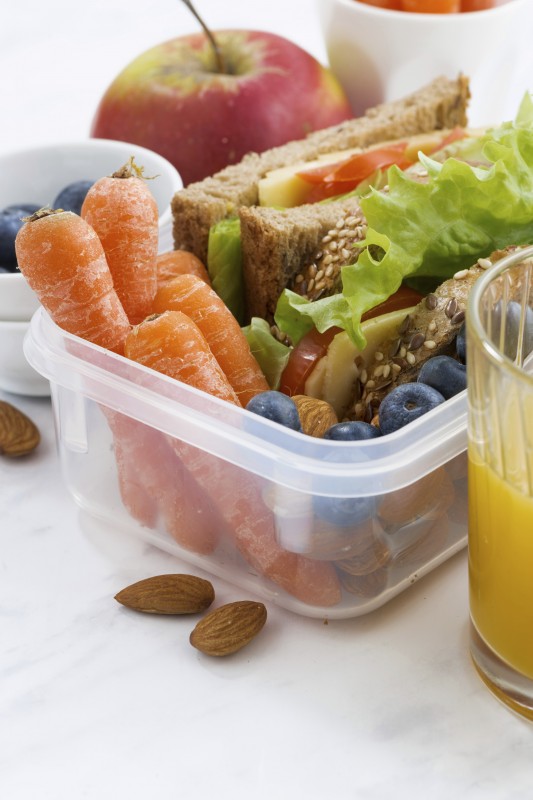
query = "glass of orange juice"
xmin=467 ymin=245 xmax=533 ymax=720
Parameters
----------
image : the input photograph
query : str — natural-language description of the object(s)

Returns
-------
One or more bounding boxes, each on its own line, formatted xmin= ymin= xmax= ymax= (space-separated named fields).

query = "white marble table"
xmin=1 ymin=2 xmax=532 ymax=798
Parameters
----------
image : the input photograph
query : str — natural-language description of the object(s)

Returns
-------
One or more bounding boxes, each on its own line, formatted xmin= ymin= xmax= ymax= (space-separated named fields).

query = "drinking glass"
xmin=467 ymin=245 xmax=533 ymax=720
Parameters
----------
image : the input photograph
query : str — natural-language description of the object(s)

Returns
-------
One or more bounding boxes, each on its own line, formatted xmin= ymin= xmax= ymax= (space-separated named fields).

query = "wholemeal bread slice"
xmin=171 ymin=74 xmax=470 ymax=268
xmin=240 ymin=199 xmax=366 ymax=321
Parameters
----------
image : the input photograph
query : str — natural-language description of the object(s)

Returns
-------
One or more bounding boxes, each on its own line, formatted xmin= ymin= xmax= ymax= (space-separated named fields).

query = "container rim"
xmin=25 ymin=308 xmax=468 ymax=495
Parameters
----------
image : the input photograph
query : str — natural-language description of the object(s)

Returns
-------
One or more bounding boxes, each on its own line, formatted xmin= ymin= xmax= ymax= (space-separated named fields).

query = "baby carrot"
xmin=358 ymin=0 xmax=402 ymax=8
xmin=81 ymin=159 xmax=159 ymax=324
xmin=174 ymin=441 xmax=342 ymax=607
xmin=156 ymin=250 xmax=211 ymax=289
xmin=111 ymin=415 xmax=159 ymax=529
xmin=124 ymin=310 xmax=242 ymax=406
xmin=108 ymin=411 xmax=220 ymax=554
xmin=153 ymin=274 xmax=270 ymax=407
xmin=15 ymin=209 xmax=130 ymax=354
xmin=123 ymin=310 xmax=242 ymax=554
xmin=460 ymin=0 xmax=495 ymax=8
xmin=401 ymin=0 xmax=459 ymax=11
xmin=124 ymin=310 xmax=340 ymax=606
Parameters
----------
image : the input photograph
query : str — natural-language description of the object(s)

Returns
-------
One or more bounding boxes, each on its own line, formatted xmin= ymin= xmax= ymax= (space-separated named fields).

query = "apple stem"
xmin=179 ymin=0 xmax=227 ymax=74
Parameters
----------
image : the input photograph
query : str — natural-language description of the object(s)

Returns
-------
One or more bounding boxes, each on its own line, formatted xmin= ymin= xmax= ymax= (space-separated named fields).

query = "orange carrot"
xmin=174 ymin=442 xmax=342 ymax=607
xmin=124 ymin=310 xmax=242 ymax=406
xmin=124 ymin=311 xmax=341 ymax=607
xmin=123 ymin=310 xmax=242 ymax=555
xmin=153 ymin=274 xmax=269 ymax=407
xmin=108 ymin=411 xmax=220 ymax=554
xmin=81 ymin=159 xmax=159 ymax=324
xmin=15 ymin=208 xmax=161 ymax=532
xmin=15 ymin=207 xmax=217 ymax=555
xmin=15 ymin=209 xmax=130 ymax=354
xmin=111 ymin=416 xmax=159 ymax=529
xmin=156 ymin=250 xmax=211 ymax=288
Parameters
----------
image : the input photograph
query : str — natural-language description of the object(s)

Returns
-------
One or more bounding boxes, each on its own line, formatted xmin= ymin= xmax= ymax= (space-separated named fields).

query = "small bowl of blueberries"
xmin=0 ymin=138 xmax=182 ymax=395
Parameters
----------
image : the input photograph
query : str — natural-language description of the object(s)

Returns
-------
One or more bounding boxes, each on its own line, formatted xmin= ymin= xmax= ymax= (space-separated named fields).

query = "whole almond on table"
xmin=190 ymin=600 xmax=267 ymax=657
xmin=115 ymin=574 xmax=215 ymax=615
xmin=0 ymin=400 xmax=40 ymax=457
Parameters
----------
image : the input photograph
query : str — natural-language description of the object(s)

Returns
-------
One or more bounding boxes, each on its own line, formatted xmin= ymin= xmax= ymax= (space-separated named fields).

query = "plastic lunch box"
xmin=25 ymin=308 xmax=469 ymax=619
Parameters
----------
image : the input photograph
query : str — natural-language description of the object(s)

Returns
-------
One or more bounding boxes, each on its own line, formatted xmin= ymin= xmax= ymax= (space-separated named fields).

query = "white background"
xmin=1 ymin=2 xmax=533 ymax=799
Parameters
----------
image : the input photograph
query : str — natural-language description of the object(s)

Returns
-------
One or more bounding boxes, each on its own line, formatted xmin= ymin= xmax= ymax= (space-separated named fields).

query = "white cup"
xmin=318 ymin=0 xmax=533 ymax=127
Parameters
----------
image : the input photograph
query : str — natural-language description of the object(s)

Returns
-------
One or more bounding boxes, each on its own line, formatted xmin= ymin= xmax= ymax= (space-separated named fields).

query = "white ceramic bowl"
xmin=0 ymin=320 xmax=50 ymax=396
xmin=0 ymin=271 xmax=41 ymax=323
xmin=0 ymin=138 xmax=182 ymax=394
xmin=318 ymin=0 xmax=533 ymax=127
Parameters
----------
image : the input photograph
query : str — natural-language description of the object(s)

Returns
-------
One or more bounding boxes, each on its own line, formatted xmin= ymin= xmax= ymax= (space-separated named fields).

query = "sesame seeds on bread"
xmin=239 ymin=196 xmax=365 ymax=321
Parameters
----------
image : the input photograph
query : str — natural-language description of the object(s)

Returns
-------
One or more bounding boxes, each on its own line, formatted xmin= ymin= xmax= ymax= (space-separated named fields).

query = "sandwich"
xmin=170 ymin=74 xmax=533 ymax=415
xmin=171 ymin=75 xmax=470 ymax=321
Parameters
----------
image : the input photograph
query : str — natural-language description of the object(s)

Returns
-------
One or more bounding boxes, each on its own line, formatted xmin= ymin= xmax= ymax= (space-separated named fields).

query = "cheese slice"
xmin=257 ymin=131 xmax=458 ymax=209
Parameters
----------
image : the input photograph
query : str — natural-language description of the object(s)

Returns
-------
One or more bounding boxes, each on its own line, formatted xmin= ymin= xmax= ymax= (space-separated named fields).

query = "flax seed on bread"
xmin=345 ymin=250 xmax=516 ymax=423
xmin=171 ymin=75 xmax=470 ymax=268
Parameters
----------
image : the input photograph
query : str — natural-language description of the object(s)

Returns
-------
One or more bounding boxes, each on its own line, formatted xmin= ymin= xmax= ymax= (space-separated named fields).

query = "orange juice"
xmin=469 ymin=454 xmax=533 ymax=680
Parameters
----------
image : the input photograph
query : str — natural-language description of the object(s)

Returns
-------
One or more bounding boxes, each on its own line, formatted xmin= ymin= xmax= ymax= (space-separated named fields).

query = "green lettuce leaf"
xmin=276 ymin=93 xmax=533 ymax=350
xmin=207 ymin=217 xmax=245 ymax=324
xmin=241 ymin=317 xmax=290 ymax=390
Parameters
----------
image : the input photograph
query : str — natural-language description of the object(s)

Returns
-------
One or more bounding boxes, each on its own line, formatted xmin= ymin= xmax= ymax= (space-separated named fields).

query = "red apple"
xmin=90 ymin=30 xmax=353 ymax=185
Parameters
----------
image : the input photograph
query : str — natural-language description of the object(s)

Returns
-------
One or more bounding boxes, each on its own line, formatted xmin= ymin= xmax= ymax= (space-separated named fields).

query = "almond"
xmin=190 ymin=600 xmax=267 ymax=656
xmin=292 ymin=395 xmax=338 ymax=438
xmin=0 ymin=400 xmax=40 ymax=457
xmin=337 ymin=564 xmax=389 ymax=599
xmin=335 ymin=534 xmax=391 ymax=577
xmin=378 ymin=468 xmax=455 ymax=528
xmin=115 ymin=574 xmax=215 ymax=615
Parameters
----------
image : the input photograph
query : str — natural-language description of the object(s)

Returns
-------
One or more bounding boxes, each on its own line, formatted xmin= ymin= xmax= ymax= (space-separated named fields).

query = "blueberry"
xmin=314 ymin=421 xmax=379 ymax=526
xmin=52 ymin=180 xmax=94 ymax=215
xmin=323 ymin=421 xmax=381 ymax=441
xmin=246 ymin=391 xmax=302 ymax=432
xmin=378 ymin=382 xmax=445 ymax=435
xmin=456 ymin=322 xmax=466 ymax=364
xmin=417 ymin=355 xmax=467 ymax=399
xmin=0 ymin=206 xmax=31 ymax=269
xmin=313 ymin=493 xmax=375 ymax=528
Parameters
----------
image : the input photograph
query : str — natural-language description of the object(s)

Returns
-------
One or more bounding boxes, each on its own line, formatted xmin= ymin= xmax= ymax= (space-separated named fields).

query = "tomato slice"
xmin=430 ymin=126 xmax=466 ymax=152
xmin=279 ymin=286 xmax=424 ymax=396
xmin=295 ymin=128 xmax=468 ymax=204
xmin=279 ymin=326 xmax=341 ymax=397
xmin=361 ymin=285 xmax=424 ymax=321
xmin=296 ymin=142 xmax=412 ymax=203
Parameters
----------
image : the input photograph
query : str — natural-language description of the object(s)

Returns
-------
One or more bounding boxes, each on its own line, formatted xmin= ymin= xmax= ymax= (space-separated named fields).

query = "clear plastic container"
xmin=25 ymin=308 xmax=469 ymax=619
